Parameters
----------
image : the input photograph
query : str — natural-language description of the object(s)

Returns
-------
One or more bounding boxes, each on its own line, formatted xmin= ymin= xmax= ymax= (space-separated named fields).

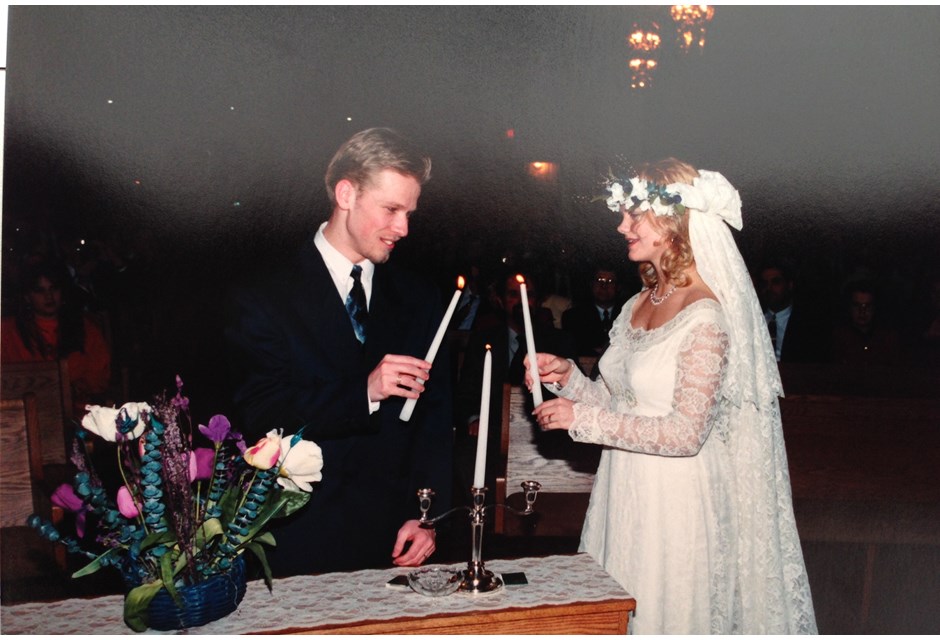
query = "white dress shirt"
xmin=766 ymin=305 xmax=792 ymax=362
xmin=314 ymin=221 xmax=374 ymax=307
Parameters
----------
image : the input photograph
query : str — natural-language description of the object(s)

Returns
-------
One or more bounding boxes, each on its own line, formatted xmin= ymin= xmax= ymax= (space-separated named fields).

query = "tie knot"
xmin=351 ymin=265 xmax=363 ymax=281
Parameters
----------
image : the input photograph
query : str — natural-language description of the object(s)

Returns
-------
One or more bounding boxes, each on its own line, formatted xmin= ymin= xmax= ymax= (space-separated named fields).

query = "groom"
xmin=224 ymin=128 xmax=452 ymax=576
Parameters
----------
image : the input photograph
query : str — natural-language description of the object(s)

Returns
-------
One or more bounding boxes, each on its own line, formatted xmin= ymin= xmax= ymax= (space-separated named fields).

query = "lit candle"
xmin=399 ymin=276 xmax=466 ymax=422
xmin=516 ymin=274 xmax=543 ymax=407
xmin=472 ymin=344 xmax=493 ymax=488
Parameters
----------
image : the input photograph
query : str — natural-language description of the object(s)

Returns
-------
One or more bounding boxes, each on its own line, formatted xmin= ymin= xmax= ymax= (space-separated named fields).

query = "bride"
xmin=529 ymin=158 xmax=817 ymax=634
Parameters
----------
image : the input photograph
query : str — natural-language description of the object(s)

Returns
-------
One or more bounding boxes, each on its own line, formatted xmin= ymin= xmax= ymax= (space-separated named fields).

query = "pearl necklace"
xmin=648 ymin=284 xmax=677 ymax=306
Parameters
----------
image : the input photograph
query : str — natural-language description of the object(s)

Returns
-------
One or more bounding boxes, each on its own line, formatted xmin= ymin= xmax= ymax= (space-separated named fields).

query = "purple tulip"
xmin=198 ymin=415 xmax=231 ymax=444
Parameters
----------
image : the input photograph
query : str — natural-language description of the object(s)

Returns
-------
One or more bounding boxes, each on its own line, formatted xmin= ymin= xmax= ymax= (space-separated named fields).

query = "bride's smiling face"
xmin=617 ymin=207 xmax=667 ymax=264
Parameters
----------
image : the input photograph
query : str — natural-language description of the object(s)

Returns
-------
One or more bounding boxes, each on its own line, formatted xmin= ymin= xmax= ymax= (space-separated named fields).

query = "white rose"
xmin=82 ymin=402 xmax=151 ymax=442
xmin=276 ymin=436 xmax=324 ymax=492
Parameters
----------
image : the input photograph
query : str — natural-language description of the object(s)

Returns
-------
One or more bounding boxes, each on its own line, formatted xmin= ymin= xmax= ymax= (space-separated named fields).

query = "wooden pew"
xmin=0 ymin=392 xmax=66 ymax=580
xmin=781 ymin=392 xmax=940 ymax=633
xmin=494 ymin=384 xmax=600 ymax=536
xmin=1 ymin=360 xmax=73 ymax=467
xmin=779 ymin=362 xmax=940 ymax=399
xmin=0 ymin=393 xmax=44 ymax=529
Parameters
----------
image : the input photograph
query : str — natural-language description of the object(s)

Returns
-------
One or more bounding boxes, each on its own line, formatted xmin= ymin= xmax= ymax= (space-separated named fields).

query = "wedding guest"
xmin=562 ymin=266 xmax=624 ymax=357
xmin=528 ymin=159 xmax=817 ymax=633
xmin=1 ymin=261 xmax=112 ymax=414
xmin=225 ymin=128 xmax=452 ymax=576
xmin=757 ymin=261 xmax=831 ymax=363
xmin=831 ymin=279 xmax=901 ymax=366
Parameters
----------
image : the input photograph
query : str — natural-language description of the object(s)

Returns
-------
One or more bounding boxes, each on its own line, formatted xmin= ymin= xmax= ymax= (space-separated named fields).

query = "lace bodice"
xmin=563 ymin=297 xmax=730 ymax=457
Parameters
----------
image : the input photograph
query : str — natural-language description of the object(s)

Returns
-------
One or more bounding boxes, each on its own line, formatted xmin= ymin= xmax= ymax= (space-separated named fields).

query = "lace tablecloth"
xmin=0 ymin=553 xmax=632 ymax=634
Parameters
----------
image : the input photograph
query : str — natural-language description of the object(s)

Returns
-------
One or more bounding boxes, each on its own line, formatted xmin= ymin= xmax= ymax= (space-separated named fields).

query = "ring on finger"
xmin=396 ymin=374 xmax=402 ymax=385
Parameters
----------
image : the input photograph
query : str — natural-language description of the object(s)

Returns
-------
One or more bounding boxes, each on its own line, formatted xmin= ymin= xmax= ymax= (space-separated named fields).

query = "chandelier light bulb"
xmin=670 ymin=5 xmax=715 ymax=52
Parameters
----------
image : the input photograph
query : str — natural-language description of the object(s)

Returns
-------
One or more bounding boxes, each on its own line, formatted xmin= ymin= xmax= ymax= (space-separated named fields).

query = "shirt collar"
xmin=767 ymin=305 xmax=793 ymax=322
xmin=314 ymin=221 xmax=374 ymax=303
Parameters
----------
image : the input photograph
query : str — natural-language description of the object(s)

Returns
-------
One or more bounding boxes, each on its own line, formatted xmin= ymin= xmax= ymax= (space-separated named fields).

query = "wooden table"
xmin=0 ymin=553 xmax=635 ymax=634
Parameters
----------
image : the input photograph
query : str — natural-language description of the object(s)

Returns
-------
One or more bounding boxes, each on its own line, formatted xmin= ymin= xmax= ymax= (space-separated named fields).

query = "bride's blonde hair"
xmin=631 ymin=158 xmax=698 ymax=290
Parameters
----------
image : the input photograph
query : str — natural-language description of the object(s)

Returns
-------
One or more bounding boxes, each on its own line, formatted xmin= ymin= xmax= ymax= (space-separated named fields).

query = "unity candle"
xmin=399 ymin=276 xmax=465 ymax=422
xmin=472 ymin=344 xmax=493 ymax=489
xmin=516 ymin=274 xmax=543 ymax=406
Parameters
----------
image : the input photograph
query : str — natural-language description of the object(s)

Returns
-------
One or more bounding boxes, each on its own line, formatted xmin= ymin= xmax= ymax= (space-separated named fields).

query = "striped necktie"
xmin=346 ymin=265 xmax=368 ymax=343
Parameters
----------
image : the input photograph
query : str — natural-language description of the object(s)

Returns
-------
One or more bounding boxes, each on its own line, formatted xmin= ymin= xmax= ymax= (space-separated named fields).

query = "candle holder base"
xmin=460 ymin=565 xmax=503 ymax=594
xmin=416 ymin=482 xmax=541 ymax=596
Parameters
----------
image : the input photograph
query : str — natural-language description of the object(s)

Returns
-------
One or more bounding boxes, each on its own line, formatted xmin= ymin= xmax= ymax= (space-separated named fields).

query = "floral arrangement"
xmin=28 ymin=376 xmax=322 ymax=631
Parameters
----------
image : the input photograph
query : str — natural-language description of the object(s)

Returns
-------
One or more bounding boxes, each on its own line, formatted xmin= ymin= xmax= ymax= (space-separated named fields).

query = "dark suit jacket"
xmin=224 ymin=238 xmax=452 ymax=576
xmin=777 ymin=304 xmax=832 ymax=364
xmin=562 ymin=303 xmax=621 ymax=357
xmin=453 ymin=320 xmax=578 ymax=496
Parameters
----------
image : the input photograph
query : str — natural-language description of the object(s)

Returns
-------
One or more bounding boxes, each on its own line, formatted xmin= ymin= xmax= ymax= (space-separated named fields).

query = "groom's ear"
xmin=334 ymin=179 xmax=357 ymax=210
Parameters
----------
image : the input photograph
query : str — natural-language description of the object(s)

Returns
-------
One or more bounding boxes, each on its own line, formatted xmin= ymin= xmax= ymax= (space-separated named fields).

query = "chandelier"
xmin=626 ymin=21 xmax=661 ymax=90
xmin=670 ymin=5 xmax=716 ymax=52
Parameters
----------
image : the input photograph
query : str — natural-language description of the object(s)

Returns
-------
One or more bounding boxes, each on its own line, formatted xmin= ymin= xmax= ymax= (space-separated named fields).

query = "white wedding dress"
xmin=558 ymin=294 xmax=817 ymax=634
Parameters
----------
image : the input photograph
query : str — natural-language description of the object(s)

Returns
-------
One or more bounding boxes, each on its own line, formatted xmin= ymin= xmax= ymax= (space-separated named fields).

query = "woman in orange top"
xmin=2 ymin=261 xmax=111 ymax=408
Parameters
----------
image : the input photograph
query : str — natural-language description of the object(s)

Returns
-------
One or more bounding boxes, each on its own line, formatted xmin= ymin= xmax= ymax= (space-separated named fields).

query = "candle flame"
xmin=485 ymin=344 xmax=492 ymax=351
xmin=457 ymin=275 xmax=466 ymax=289
xmin=515 ymin=274 xmax=525 ymax=284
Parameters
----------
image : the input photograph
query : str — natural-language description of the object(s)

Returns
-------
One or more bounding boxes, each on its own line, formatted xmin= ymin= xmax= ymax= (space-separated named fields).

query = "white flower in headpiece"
xmin=605 ymin=182 xmax=626 ymax=211
xmin=628 ymin=178 xmax=648 ymax=203
xmin=650 ymin=197 xmax=673 ymax=217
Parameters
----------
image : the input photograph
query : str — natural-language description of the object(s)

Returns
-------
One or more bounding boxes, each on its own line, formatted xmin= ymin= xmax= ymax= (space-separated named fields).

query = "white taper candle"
xmin=472 ymin=345 xmax=493 ymax=488
xmin=399 ymin=277 xmax=465 ymax=422
xmin=517 ymin=275 xmax=543 ymax=406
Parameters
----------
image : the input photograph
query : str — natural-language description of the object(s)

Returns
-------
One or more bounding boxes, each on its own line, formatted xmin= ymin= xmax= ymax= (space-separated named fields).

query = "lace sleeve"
xmin=568 ymin=321 xmax=729 ymax=457
xmin=554 ymin=361 xmax=613 ymax=406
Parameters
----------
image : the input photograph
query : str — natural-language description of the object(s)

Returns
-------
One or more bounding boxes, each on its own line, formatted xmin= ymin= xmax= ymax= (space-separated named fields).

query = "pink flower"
xmin=193 ymin=448 xmax=215 ymax=481
xmin=244 ymin=430 xmax=282 ymax=470
xmin=51 ymin=483 xmax=87 ymax=537
xmin=117 ymin=486 xmax=140 ymax=518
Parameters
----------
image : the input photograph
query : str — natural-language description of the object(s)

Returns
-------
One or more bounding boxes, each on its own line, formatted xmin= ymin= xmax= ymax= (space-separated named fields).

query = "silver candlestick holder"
xmin=417 ymin=481 xmax=541 ymax=594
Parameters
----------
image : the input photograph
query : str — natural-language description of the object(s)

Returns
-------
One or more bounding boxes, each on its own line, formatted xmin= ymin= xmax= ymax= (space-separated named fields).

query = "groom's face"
xmin=334 ymin=169 xmax=421 ymax=264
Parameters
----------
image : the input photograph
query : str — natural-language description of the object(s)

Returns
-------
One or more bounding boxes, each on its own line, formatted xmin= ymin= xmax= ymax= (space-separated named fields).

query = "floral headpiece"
xmin=604 ymin=176 xmax=687 ymax=217
xmin=603 ymin=170 xmax=743 ymax=230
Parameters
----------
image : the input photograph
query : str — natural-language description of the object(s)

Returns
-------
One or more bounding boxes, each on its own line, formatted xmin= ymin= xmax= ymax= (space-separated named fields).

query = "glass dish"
xmin=407 ymin=566 xmax=462 ymax=597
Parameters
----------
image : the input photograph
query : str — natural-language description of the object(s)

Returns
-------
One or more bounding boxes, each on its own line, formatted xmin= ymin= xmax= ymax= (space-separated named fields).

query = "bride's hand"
xmin=533 ymin=398 xmax=575 ymax=431
xmin=524 ymin=353 xmax=573 ymax=390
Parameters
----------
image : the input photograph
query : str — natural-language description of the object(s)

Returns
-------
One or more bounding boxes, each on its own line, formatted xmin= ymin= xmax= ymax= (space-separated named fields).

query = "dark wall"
xmin=4 ymin=6 xmax=940 ymax=405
